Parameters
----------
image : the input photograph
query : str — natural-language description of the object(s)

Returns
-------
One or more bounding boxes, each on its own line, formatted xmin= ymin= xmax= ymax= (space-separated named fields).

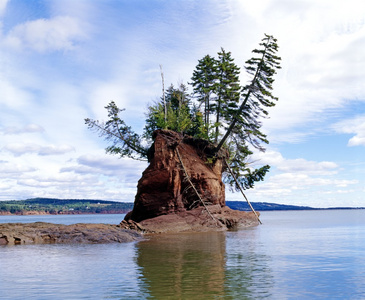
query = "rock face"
xmin=129 ymin=130 xmax=227 ymax=222
xmin=0 ymin=222 xmax=142 ymax=245
xmin=127 ymin=130 xmax=260 ymax=231
xmin=137 ymin=205 xmax=259 ymax=233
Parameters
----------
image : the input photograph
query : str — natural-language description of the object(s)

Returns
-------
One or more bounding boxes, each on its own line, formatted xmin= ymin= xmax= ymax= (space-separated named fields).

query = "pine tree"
xmin=190 ymin=54 xmax=217 ymax=138
xmin=85 ymin=101 xmax=148 ymax=160
xmin=86 ymin=34 xmax=281 ymax=191
xmin=214 ymin=48 xmax=241 ymax=143
xmin=215 ymin=34 xmax=281 ymax=190
xmin=216 ymin=34 xmax=281 ymax=153
xmin=143 ymin=83 xmax=197 ymax=139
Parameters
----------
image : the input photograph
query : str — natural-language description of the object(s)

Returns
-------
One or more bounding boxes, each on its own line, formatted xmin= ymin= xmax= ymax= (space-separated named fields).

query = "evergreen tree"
xmin=143 ymin=83 xmax=199 ymax=140
xmin=190 ymin=54 xmax=217 ymax=138
xmin=216 ymin=34 xmax=281 ymax=190
xmin=214 ymin=48 xmax=241 ymax=143
xmin=85 ymin=101 xmax=148 ymax=160
xmin=86 ymin=34 xmax=281 ymax=191
xmin=190 ymin=49 xmax=241 ymax=143
xmin=216 ymin=34 xmax=281 ymax=153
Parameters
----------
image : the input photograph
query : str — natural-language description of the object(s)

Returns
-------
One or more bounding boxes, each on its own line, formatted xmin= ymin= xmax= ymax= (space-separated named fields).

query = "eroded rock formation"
xmin=126 ymin=130 xmax=259 ymax=232
xmin=129 ymin=130 xmax=226 ymax=222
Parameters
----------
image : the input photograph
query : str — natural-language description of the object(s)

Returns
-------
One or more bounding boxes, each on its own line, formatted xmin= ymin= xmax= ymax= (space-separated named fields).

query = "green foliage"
xmin=143 ymin=83 xmax=205 ymax=140
xmin=217 ymin=34 xmax=281 ymax=152
xmin=191 ymin=54 xmax=218 ymax=137
xmin=214 ymin=34 xmax=281 ymax=191
xmin=190 ymin=49 xmax=241 ymax=142
xmin=86 ymin=34 xmax=281 ymax=191
xmin=85 ymin=101 xmax=148 ymax=160
xmin=0 ymin=198 xmax=134 ymax=214
xmin=213 ymin=48 xmax=241 ymax=143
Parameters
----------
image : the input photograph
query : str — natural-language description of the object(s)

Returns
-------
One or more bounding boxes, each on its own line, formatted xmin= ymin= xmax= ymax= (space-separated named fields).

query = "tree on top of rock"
xmin=85 ymin=34 xmax=281 ymax=190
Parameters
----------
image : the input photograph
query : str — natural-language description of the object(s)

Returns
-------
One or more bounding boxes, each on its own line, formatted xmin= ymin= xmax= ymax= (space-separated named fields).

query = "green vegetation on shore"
xmin=1 ymin=198 xmax=362 ymax=215
xmin=0 ymin=198 xmax=133 ymax=215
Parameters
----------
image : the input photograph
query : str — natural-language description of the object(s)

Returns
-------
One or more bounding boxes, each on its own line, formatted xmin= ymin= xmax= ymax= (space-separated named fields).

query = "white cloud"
xmin=267 ymin=173 xmax=357 ymax=189
xmin=332 ymin=115 xmax=365 ymax=147
xmin=240 ymin=1 xmax=365 ymax=143
xmin=243 ymin=170 xmax=359 ymax=207
xmin=3 ymin=16 xmax=87 ymax=52
xmin=61 ymin=154 xmax=147 ymax=179
xmin=241 ymin=148 xmax=360 ymax=207
xmin=0 ymin=77 xmax=34 ymax=110
xmin=277 ymin=159 xmax=338 ymax=175
xmin=0 ymin=0 xmax=8 ymax=16
xmin=0 ymin=1 xmax=364 ymax=206
xmin=3 ymin=143 xmax=75 ymax=156
xmin=252 ymin=150 xmax=338 ymax=175
xmin=2 ymin=124 xmax=44 ymax=135
xmin=0 ymin=161 xmax=37 ymax=177
xmin=348 ymin=136 xmax=365 ymax=147
xmin=17 ymin=173 xmax=99 ymax=188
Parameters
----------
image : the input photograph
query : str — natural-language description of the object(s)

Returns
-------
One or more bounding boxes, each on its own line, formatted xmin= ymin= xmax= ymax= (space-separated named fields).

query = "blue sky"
xmin=0 ymin=0 xmax=364 ymax=208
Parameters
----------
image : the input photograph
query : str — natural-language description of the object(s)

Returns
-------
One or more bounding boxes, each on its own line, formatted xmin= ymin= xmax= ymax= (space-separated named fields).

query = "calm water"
xmin=1 ymin=210 xmax=365 ymax=299
xmin=0 ymin=213 xmax=126 ymax=225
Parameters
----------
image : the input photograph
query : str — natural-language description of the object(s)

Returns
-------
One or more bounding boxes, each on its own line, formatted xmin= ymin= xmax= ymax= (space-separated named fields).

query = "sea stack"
xmin=124 ymin=130 xmax=259 ymax=232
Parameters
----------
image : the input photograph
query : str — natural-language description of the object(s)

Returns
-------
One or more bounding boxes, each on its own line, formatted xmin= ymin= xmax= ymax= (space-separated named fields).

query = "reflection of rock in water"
xmin=136 ymin=232 xmax=228 ymax=299
xmin=136 ymin=230 xmax=274 ymax=298
xmin=224 ymin=230 xmax=274 ymax=298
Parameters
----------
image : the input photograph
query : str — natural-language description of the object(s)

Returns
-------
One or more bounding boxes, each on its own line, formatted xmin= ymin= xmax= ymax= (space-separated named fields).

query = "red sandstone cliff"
xmin=126 ymin=130 xmax=259 ymax=232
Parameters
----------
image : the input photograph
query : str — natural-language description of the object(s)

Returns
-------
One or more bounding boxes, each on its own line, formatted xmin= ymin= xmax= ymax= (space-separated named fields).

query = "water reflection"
xmin=225 ymin=229 xmax=274 ymax=298
xmin=136 ymin=230 xmax=273 ymax=299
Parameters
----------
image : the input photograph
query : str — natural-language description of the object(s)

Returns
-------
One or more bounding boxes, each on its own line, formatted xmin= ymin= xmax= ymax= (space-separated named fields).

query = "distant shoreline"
xmin=0 ymin=211 xmax=129 ymax=216
xmin=1 ymin=198 xmax=364 ymax=216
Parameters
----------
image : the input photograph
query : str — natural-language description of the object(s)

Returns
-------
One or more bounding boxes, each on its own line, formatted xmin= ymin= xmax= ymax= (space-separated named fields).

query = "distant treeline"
xmin=226 ymin=201 xmax=316 ymax=211
xmin=0 ymin=198 xmax=361 ymax=215
xmin=0 ymin=198 xmax=134 ymax=215
xmin=226 ymin=201 xmax=364 ymax=211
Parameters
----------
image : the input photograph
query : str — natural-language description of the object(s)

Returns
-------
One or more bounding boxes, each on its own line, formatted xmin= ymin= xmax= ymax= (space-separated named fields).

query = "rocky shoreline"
xmin=0 ymin=222 xmax=142 ymax=245
xmin=0 ymin=130 xmax=262 ymax=246
xmin=123 ymin=205 xmax=260 ymax=234
xmin=0 ymin=205 xmax=259 ymax=245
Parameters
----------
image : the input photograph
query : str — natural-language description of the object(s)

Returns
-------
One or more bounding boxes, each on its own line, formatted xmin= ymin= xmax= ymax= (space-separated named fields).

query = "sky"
xmin=0 ymin=0 xmax=364 ymax=208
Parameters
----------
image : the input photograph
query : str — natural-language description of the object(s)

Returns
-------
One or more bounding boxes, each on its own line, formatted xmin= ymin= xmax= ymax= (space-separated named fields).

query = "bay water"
xmin=1 ymin=210 xmax=365 ymax=299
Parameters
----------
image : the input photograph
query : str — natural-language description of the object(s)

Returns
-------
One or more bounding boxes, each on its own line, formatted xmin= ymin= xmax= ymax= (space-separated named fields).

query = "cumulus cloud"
xmin=252 ymin=150 xmax=339 ymax=175
xmin=332 ymin=115 xmax=365 ymax=147
xmin=0 ymin=77 xmax=34 ymax=110
xmin=0 ymin=0 xmax=8 ymax=16
xmin=241 ymin=146 xmax=361 ymax=207
xmin=0 ymin=1 xmax=363 ymax=206
xmin=236 ymin=0 xmax=365 ymax=144
xmin=3 ymin=16 xmax=87 ymax=52
xmin=17 ymin=173 xmax=99 ymax=188
xmin=3 ymin=143 xmax=74 ymax=156
xmin=0 ymin=161 xmax=37 ymax=176
xmin=61 ymin=154 xmax=147 ymax=179
xmin=1 ymin=124 xmax=44 ymax=135
xmin=267 ymin=173 xmax=357 ymax=189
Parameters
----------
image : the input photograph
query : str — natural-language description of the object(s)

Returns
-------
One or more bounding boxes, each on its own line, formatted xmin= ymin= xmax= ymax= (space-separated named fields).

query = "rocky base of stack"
xmin=124 ymin=205 xmax=259 ymax=234
xmin=0 ymin=222 xmax=142 ymax=245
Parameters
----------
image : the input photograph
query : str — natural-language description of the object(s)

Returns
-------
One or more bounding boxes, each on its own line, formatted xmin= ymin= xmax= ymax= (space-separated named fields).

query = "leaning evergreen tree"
xmin=85 ymin=101 xmax=148 ymax=160
xmin=85 ymin=34 xmax=281 ymax=192
xmin=216 ymin=34 xmax=281 ymax=190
